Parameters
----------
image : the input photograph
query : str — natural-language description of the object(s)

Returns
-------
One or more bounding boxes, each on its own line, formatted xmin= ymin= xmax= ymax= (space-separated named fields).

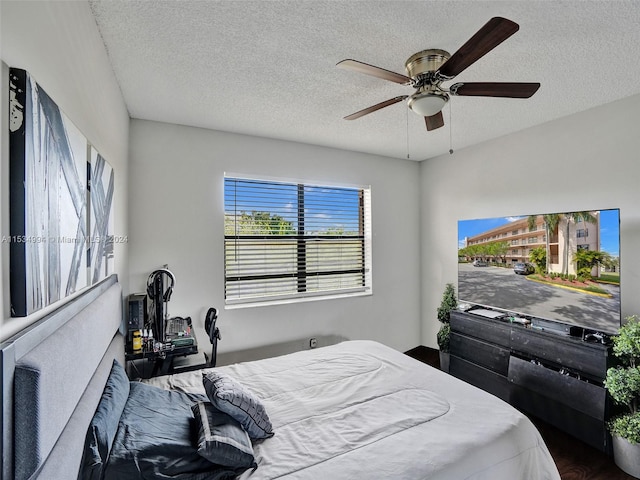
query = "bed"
xmin=0 ymin=275 xmax=561 ymax=480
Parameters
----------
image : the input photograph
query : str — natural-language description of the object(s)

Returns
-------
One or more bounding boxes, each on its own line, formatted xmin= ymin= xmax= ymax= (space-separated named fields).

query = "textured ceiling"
xmin=88 ymin=0 xmax=640 ymax=161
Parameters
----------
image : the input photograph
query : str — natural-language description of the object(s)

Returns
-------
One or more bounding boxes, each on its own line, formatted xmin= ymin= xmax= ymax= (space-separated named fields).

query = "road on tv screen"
xmin=458 ymin=263 xmax=620 ymax=333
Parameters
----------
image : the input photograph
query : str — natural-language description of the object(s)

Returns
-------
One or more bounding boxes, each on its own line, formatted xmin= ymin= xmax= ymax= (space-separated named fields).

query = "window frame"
xmin=223 ymin=174 xmax=372 ymax=307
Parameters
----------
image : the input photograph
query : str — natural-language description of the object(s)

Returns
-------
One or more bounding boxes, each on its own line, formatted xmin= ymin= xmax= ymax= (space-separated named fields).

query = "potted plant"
xmin=604 ymin=315 xmax=640 ymax=477
xmin=436 ymin=283 xmax=457 ymax=373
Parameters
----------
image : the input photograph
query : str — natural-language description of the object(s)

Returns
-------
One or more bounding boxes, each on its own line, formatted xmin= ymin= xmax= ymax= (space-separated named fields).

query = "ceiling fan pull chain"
xmin=406 ymin=106 xmax=410 ymax=159
xmin=448 ymin=103 xmax=453 ymax=154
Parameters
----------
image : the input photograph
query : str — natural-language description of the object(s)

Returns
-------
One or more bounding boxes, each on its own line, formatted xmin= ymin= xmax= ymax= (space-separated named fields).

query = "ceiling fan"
xmin=337 ymin=17 xmax=540 ymax=131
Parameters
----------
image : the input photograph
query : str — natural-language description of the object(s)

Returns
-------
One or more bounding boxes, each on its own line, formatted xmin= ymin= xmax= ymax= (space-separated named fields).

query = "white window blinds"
xmin=224 ymin=176 xmax=371 ymax=304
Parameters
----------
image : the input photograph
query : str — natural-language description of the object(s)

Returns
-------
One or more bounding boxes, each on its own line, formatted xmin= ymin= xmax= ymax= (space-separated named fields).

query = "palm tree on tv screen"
xmin=528 ymin=213 xmax=561 ymax=274
xmin=562 ymin=211 xmax=597 ymax=275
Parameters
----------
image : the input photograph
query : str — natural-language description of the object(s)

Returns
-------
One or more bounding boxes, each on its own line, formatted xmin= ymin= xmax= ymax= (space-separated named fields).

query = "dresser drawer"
xmin=510 ymin=329 xmax=608 ymax=379
xmin=450 ymin=355 xmax=510 ymax=402
xmin=450 ymin=333 xmax=510 ymax=376
xmin=450 ymin=311 xmax=511 ymax=347
xmin=508 ymin=355 xmax=606 ymax=420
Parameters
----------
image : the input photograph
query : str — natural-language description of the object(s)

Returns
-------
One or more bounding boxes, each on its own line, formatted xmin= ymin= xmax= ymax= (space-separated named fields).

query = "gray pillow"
xmin=78 ymin=359 xmax=130 ymax=480
xmin=202 ymin=371 xmax=274 ymax=439
xmin=191 ymin=401 xmax=257 ymax=469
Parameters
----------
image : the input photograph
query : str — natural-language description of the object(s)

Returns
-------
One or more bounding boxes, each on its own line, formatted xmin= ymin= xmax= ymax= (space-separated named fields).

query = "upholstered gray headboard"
xmin=1 ymin=274 xmax=124 ymax=480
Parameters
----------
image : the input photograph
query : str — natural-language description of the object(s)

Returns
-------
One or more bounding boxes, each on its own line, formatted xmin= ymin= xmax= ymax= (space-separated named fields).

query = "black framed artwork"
xmin=9 ymin=68 xmax=114 ymax=316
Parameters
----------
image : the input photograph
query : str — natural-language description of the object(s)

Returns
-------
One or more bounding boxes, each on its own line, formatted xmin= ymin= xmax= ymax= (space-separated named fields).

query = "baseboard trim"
xmin=217 ymin=335 xmax=348 ymax=366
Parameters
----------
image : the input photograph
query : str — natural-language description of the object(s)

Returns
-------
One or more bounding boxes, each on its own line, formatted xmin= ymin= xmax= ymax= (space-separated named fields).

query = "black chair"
xmin=169 ymin=307 xmax=221 ymax=373
xmin=204 ymin=307 xmax=221 ymax=367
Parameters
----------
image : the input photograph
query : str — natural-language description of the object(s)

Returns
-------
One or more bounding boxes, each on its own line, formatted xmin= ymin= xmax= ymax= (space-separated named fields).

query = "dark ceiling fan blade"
xmin=425 ymin=111 xmax=445 ymax=131
xmin=437 ymin=17 xmax=519 ymax=79
xmin=344 ymin=96 xmax=408 ymax=120
xmin=337 ymin=59 xmax=411 ymax=85
xmin=450 ymin=82 xmax=540 ymax=98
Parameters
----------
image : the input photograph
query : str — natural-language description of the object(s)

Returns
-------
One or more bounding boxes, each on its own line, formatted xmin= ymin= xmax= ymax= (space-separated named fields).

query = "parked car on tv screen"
xmin=513 ymin=262 xmax=535 ymax=275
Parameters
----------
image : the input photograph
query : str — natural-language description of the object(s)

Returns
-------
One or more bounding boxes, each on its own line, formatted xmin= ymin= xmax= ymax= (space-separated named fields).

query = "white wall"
xmin=420 ymin=93 xmax=640 ymax=348
xmin=6 ymin=2 xmax=637 ymax=356
xmin=128 ymin=119 xmax=421 ymax=353
xmin=0 ymin=1 xmax=130 ymax=340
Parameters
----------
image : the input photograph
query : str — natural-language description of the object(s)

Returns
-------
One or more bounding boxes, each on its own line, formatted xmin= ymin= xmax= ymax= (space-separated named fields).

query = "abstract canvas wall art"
xmin=89 ymin=147 xmax=115 ymax=284
xmin=9 ymin=68 xmax=88 ymax=316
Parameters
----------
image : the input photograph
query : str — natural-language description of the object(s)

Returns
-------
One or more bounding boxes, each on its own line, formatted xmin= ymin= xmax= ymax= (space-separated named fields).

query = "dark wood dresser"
xmin=449 ymin=309 xmax=613 ymax=453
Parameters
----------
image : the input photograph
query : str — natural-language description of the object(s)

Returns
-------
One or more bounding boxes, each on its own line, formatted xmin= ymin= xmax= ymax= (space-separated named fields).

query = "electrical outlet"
xmin=309 ymin=338 xmax=318 ymax=349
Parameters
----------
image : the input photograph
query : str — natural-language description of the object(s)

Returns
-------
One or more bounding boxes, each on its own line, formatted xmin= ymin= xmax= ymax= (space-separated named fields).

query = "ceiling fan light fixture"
xmin=407 ymin=91 xmax=449 ymax=117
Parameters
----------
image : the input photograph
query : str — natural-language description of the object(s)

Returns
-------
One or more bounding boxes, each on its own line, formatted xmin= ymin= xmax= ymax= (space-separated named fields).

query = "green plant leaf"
xmin=437 ymin=323 xmax=451 ymax=352
xmin=605 ymin=366 xmax=640 ymax=411
xmin=613 ymin=316 xmax=640 ymax=366
xmin=609 ymin=412 xmax=640 ymax=444
xmin=437 ymin=283 xmax=457 ymax=324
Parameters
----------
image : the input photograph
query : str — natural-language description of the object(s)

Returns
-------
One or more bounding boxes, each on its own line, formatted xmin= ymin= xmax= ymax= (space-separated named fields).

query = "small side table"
xmin=125 ymin=338 xmax=198 ymax=379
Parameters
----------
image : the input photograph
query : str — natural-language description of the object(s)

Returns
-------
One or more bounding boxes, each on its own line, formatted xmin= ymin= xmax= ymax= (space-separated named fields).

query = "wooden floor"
xmin=404 ymin=346 xmax=637 ymax=480
xmin=533 ymin=417 xmax=636 ymax=480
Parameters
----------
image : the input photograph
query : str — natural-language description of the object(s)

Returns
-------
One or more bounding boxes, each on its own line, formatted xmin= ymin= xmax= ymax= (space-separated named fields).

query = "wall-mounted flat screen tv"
xmin=458 ymin=209 xmax=620 ymax=334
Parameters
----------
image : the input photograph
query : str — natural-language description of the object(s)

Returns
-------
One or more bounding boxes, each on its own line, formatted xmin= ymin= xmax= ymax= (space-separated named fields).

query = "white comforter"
xmin=145 ymin=340 xmax=560 ymax=480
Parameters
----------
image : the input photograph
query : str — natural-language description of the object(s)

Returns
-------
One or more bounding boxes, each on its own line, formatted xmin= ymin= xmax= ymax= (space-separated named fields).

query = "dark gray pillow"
xmin=202 ymin=371 xmax=274 ymax=439
xmin=191 ymin=401 xmax=257 ymax=469
xmin=78 ymin=359 xmax=130 ymax=480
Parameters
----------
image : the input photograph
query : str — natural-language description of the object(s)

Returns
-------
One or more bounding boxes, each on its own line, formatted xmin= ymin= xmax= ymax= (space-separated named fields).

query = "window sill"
xmin=224 ymin=289 xmax=372 ymax=310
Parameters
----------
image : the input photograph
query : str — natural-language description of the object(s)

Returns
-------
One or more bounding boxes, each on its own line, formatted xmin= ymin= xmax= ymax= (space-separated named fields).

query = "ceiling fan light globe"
xmin=408 ymin=93 xmax=448 ymax=117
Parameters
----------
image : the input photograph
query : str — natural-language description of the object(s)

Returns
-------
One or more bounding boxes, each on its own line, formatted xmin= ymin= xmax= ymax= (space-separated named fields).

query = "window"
xmin=224 ymin=176 xmax=371 ymax=304
xmin=577 ymin=228 xmax=589 ymax=238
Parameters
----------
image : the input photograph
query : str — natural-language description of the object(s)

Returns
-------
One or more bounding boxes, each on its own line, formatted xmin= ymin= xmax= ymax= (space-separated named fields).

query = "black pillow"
xmin=78 ymin=359 xmax=130 ymax=480
xmin=191 ymin=401 xmax=257 ymax=469
xmin=202 ymin=370 xmax=274 ymax=439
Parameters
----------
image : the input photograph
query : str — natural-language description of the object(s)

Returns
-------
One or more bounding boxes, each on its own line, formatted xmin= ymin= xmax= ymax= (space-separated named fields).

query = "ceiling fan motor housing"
xmin=405 ymin=49 xmax=451 ymax=117
xmin=404 ymin=49 xmax=451 ymax=78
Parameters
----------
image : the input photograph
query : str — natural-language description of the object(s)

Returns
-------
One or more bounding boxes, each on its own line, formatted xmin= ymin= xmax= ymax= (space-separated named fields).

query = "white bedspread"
xmin=145 ymin=340 xmax=560 ymax=480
